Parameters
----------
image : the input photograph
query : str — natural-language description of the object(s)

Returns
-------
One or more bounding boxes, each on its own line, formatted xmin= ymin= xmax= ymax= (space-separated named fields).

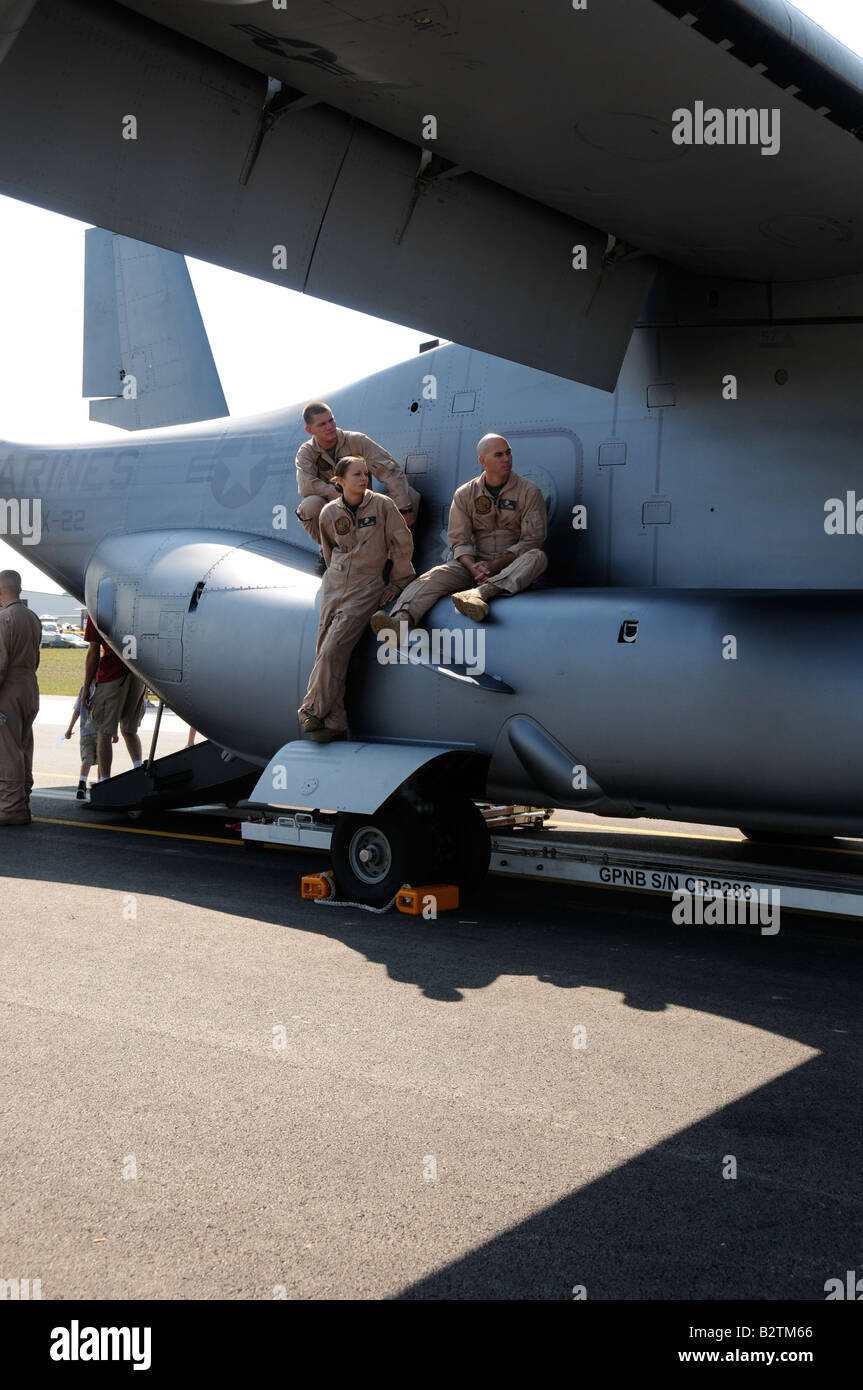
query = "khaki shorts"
xmin=88 ymin=674 xmax=147 ymax=736
xmin=79 ymin=730 xmax=97 ymax=764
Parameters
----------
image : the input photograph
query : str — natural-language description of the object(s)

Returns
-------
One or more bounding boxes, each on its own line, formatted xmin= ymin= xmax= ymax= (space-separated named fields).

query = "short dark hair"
xmin=303 ymin=401 xmax=331 ymax=426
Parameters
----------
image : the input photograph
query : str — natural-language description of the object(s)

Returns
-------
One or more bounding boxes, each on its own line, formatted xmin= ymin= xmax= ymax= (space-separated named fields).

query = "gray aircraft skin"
xmin=2 ymin=0 xmax=863 ymax=868
xmin=3 ymin=230 xmax=863 ymax=841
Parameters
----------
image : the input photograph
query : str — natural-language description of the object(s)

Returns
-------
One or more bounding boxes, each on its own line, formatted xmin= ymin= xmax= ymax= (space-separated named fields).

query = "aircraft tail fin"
xmin=83 ymin=228 xmax=228 ymax=431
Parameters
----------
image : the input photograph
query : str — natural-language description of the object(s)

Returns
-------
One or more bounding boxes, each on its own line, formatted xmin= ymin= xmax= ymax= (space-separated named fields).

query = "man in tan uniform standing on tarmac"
xmin=295 ymin=403 xmax=419 ymax=556
xmin=0 ymin=569 xmax=42 ymax=826
xmin=372 ymin=433 xmax=547 ymax=632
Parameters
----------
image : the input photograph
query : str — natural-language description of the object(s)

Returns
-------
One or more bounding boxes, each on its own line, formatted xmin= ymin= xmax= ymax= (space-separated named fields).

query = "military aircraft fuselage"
xmin=3 ymin=313 xmax=863 ymax=834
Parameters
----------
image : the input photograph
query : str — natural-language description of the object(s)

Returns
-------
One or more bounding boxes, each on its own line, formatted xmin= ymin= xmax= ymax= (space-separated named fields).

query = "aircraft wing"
xmin=1 ymin=0 xmax=862 ymax=388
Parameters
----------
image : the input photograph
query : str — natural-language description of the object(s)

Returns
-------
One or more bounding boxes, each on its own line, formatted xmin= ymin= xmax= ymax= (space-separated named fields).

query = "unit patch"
xmin=499 ymin=498 xmax=517 ymax=510
xmin=475 ymin=495 xmax=493 ymax=514
xmin=335 ymin=516 xmax=352 ymax=535
xmin=358 ymin=515 xmax=377 ymax=528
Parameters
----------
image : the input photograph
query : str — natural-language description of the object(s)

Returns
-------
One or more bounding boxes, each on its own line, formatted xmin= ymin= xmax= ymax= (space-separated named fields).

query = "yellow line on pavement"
xmin=32 ymin=816 xmax=242 ymax=847
xmin=546 ymin=822 xmax=863 ymax=858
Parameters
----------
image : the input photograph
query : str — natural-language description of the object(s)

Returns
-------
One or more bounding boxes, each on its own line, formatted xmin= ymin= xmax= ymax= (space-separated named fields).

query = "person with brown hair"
xmin=294 ymin=402 xmax=419 ymax=552
xmin=298 ymin=456 xmax=414 ymax=743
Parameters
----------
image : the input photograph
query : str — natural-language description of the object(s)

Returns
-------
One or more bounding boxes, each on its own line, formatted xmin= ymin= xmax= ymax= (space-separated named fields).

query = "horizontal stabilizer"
xmin=83 ymin=228 xmax=228 ymax=430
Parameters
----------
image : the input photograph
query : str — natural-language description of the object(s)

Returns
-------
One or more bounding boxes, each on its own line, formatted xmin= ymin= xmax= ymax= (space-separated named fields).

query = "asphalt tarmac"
xmin=0 ymin=701 xmax=859 ymax=1300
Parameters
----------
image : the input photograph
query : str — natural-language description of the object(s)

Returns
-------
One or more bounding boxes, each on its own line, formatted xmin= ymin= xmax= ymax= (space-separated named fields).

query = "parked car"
xmin=40 ymin=622 xmax=77 ymax=649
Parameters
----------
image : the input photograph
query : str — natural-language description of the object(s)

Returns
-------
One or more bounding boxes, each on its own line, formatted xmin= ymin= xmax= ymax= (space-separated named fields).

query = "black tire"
xmin=425 ymin=795 xmax=491 ymax=896
xmin=331 ymin=797 xmax=433 ymax=907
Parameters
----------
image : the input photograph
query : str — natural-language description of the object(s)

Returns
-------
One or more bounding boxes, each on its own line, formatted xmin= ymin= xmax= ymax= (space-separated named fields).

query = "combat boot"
xmin=370 ymin=609 xmax=412 ymax=640
xmin=452 ymin=584 xmax=504 ymax=622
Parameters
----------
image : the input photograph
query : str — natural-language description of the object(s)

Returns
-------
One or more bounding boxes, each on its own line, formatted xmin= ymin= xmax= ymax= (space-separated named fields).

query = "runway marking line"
xmin=30 ymin=813 xmax=863 ymax=861
xmin=33 ymin=816 xmax=242 ymax=847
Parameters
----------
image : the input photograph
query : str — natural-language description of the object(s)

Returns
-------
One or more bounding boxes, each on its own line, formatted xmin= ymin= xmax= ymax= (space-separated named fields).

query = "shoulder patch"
xmin=334 ymin=516 xmax=352 ymax=535
xmin=475 ymin=495 xmax=493 ymax=514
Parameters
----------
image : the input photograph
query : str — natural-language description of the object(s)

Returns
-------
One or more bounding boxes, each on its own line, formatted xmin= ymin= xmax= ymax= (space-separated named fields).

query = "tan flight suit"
xmin=391 ymin=470 xmax=548 ymax=623
xmin=0 ymin=599 xmax=42 ymax=820
xmin=295 ymin=428 xmax=420 ymax=544
xmin=299 ymin=491 xmax=415 ymax=732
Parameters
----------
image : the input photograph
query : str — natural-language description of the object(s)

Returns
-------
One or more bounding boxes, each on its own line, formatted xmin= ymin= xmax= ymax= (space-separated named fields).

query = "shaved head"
xmin=0 ymin=569 xmax=22 ymax=594
xmin=477 ymin=433 xmax=513 ymax=486
xmin=477 ymin=433 xmax=508 ymax=460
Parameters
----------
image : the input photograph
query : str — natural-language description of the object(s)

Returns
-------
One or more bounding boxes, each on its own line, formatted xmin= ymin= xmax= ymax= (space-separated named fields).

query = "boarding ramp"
xmin=88 ymin=740 xmax=260 ymax=814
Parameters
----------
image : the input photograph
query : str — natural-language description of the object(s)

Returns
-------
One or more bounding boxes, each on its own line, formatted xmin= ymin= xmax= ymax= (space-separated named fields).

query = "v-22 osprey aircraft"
xmin=2 ymin=0 xmax=863 ymax=902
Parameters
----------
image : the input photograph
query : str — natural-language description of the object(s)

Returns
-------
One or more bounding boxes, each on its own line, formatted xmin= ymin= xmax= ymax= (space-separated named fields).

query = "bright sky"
xmin=791 ymin=0 xmax=863 ymax=54
xmin=0 ymin=199 xmax=432 ymax=592
xmin=0 ymin=0 xmax=860 ymax=594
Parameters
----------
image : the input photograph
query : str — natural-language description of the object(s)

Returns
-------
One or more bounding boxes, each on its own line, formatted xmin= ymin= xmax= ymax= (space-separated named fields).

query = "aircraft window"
xmin=599 ymin=441 xmax=627 ymax=467
xmin=405 ymin=453 xmax=428 ymax=475
xmin=410 ymin=401 xmax=420 ymax=412
xmin=451 ymin=392 xmax=476 ymax=413
xmin=647 ymin=383 xmax=676 ymax=408
xmin=96 ymin=578 xmax=115 ymax=632
xmin=642 ymin=502 xmax=671 ymax=525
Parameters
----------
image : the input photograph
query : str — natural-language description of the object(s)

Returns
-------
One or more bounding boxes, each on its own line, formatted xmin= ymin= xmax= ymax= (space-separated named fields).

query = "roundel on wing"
xmin=211 ymin=447 xmax=275 ymax=509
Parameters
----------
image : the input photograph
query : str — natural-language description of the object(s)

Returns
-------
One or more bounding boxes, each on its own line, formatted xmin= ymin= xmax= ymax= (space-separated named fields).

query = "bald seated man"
xmin=372 ymin=433 xmax=547 ymax=631
xmin=0 ymin=569 xmax=42 ymax=825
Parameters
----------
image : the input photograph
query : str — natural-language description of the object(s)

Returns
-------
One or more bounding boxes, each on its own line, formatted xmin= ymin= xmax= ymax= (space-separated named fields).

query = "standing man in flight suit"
xmin=0 ymin=570 xmax=42 ymax=826
xmin=371 ymin=433 xmax=547 ymax=632
xmin=295 ymin=402 xmax=419 ymax=552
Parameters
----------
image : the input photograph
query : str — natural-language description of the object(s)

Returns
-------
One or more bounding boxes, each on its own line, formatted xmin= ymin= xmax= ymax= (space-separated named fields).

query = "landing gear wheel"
xmin=331 ymin=796 xmax=432 ymax=907
xmin=426 ymin=795 xmax=491 ymax=897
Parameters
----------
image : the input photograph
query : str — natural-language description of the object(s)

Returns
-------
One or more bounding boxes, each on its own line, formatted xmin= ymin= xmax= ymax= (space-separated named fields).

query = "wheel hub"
xmin=348 ymin=824 xmax=393 ymax=885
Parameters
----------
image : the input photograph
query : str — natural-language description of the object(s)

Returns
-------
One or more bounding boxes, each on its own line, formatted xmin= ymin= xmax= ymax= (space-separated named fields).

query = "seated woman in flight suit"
xmin=298 ymin=456 xmax=415 ymax=743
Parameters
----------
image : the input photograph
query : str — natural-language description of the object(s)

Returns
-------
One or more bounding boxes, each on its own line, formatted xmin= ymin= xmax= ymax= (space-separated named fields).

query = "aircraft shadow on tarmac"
xmin=6 ymin=814 xmax=860 ymax=1300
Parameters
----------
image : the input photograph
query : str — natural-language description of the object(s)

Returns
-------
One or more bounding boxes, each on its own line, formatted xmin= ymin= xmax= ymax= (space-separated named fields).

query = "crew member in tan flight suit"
xmin=0 ymin=569 xmax=42 ymax=826
xmin=294 ymin=402 xmax=419 ymax=554
xmin=371 ymin=433 xmax=547 ymax=632
xmin=298 ymin=456 xmax=415 ymax=743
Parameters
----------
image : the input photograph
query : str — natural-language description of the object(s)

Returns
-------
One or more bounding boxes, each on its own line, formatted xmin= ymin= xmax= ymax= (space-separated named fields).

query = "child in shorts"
xmin=66 ymin=682 xmax=106 ymax=800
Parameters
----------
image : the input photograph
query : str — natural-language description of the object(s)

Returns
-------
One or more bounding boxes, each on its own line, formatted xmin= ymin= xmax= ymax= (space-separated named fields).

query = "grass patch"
xmin=38 ymin=648 xmax=87 ymax=697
